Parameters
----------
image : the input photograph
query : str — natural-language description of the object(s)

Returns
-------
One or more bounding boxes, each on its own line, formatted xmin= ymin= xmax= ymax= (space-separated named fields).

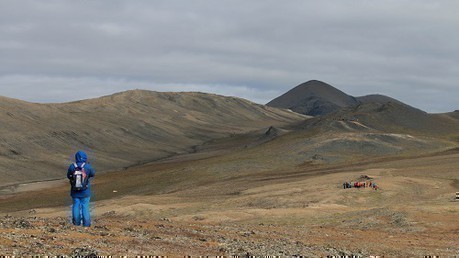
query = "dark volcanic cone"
xmin=267 ymin=80 xmax=359 ymax=116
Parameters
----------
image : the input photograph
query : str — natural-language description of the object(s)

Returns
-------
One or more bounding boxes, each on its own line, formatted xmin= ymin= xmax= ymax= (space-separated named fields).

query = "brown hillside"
xmin=0 ymin=91 xmax=458 ymax=256
xmin=0 ymin=90 xmax=306 ymax=187
xmin=213 ymin=101 xmax=459 ymax=171
xmin=1 ymin=129 xmax=458 ymax=256
xmin=303 ymin=101 xmax=459 ymax=137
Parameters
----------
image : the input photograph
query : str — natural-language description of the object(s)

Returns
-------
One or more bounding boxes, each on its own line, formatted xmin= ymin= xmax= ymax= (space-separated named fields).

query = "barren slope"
xmin=301 ymin=101 xmax=459 ymax=137
xmin=0 ymin=139 xmax=458 ymax=256
xmin=0 ymin=91 xmax=306 ymax=187
xmin=193 ymin=101 xmax=459 ymax=174
xmin=1 ymin=85 xmax=458 ymax=256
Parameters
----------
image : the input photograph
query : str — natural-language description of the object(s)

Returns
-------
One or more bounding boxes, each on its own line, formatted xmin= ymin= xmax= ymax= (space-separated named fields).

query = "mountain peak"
xmin=267 ymin=80 xmax=359 ymax=116
xmin=294 ymin=80 xmax=334 ymax=90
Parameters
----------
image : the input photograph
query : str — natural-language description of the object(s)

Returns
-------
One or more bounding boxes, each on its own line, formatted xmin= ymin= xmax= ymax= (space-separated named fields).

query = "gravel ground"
xmin=1 ymin=213 xmax=456 ymax=257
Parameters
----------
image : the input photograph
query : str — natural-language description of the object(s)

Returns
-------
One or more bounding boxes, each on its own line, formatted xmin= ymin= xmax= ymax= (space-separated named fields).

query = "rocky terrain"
xmin=0 ymin=214 xmax=388 ymax=256
xmin=1 ymin=82 xmax=458 ymax=256
xmin=1 ymin=149 xmax=458 ymax=256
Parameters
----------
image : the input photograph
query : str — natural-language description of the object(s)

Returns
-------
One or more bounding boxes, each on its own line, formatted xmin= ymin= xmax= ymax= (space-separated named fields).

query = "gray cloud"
xmin=0 ymin=0 xmax=458 ymax=112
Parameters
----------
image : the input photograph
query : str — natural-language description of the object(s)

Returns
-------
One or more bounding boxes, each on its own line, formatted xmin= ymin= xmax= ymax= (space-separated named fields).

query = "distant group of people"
xmin=343 ymin=181 xmax=378 ymax=190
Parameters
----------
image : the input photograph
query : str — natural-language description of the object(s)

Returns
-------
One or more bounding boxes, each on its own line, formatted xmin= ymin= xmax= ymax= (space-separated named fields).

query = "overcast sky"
xmin=1 ymin=0 xmax=458 ymax=112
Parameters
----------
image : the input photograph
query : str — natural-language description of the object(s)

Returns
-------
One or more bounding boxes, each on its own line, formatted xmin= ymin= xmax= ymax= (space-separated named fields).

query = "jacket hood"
xmin=75 ymin=150 xmax=88 ymax=163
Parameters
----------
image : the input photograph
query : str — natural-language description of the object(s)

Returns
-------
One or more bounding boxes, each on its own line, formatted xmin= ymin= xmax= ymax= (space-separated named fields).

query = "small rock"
xmin=240 ymin=231 xmax=255 ymax=237
xmin=102 ymin=210 xmax=116 ymax=216
xmin=71 ymin=247 xmax=98 ymax=257
xmin=193 ymin=216 xmax=205 ymax=221
xmin=94 ymin=225 xmax=109 ymax=231
xmin=14 ymin=219 xmax=32 ymax=229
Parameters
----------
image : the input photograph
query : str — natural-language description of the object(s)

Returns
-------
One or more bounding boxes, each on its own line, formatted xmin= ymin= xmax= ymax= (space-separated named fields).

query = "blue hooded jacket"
xmin=67 ymin=150 xmax=95 ymax=198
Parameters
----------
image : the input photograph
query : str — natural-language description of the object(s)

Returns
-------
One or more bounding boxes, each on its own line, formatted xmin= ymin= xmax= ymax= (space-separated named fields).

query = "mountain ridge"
xmin=267 ymin=80 xmax=429 ymax=116
xmin=1 ymin=84 xmax=458 ymax=188
xmin=0 ymin=90 xmax=306 ymax=187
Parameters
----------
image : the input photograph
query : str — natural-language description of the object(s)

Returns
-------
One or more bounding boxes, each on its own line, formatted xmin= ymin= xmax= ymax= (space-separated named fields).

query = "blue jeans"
xmin=72 ymin=196 xmax=91 ymax=227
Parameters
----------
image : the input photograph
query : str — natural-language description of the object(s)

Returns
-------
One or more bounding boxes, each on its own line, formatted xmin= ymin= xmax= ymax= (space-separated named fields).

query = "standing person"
xmin=67 ymin=150 xmax=95 ymax=227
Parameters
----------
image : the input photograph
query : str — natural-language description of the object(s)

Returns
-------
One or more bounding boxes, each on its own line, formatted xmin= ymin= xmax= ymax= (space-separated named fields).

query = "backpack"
xmin=70 ymin=162 xmax=89 ymax=191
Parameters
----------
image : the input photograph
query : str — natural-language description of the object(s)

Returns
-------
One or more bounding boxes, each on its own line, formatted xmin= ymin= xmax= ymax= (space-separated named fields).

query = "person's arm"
xmin=88 ymin=164 xmax=95 ymax=178
xmin=67 ymin=164 xmax=74 ymax=180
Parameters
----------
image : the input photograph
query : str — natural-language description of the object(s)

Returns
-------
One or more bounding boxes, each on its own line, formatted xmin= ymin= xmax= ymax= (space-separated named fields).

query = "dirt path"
xmin=0 ymin=179 xmax=67 ymax=196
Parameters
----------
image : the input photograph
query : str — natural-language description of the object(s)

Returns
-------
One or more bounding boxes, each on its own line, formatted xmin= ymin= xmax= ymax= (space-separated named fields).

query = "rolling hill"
xmin=0 ymin=90 xmax=306 ymax=187
xmin=1 ymin=84 xmax=458 ymax=256
xmin=2 ymin=82 xmax=458 ymax=188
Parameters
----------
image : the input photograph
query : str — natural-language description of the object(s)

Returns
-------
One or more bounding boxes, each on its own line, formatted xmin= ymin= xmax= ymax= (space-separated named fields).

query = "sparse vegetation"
xmin=1 ymin=84 xmax=458 ymax=256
